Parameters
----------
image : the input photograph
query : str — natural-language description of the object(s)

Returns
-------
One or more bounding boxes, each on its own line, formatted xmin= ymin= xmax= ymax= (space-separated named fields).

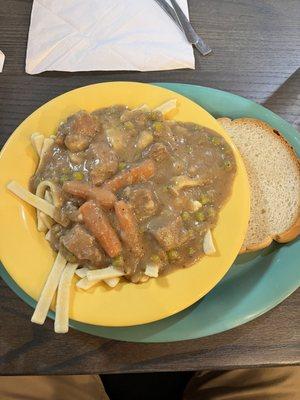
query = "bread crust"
xmin=218 ymin=117 xmax=300 ymax=253
xmin=240 ymin=237 xmax=273 ymax=254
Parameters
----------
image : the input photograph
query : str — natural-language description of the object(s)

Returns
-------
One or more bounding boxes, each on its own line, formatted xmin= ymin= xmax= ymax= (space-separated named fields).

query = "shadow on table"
xmin=263 ymin=68 xmax=300 ymax=130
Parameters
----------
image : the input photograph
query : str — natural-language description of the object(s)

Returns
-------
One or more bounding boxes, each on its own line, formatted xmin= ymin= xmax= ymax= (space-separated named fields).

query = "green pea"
xmin=153 ymin=122 xmax=163 ymax=132
xmin=73 ymin=171 xmax=84 ymax=180
xmin=188 ymin=247 xmax=196 ymax=256
xmin=200 ymin=193 xmax=210 ymax=205
xmin=151 ymin=255 xmax=160 ymax=263
xmin=162 ymin=184 xmax=171 ymax=193
xmin=167 ymin=249 xmax=179 ymax=262
xmin=223 ymin=160 xmax=232 ymax=170
xmin=118 ymin=162 xmax=127 ymax=171
xmin=61 ymin=167 xmax=70 ymax=174
xmin=195 ymin=210 xmax=205 ymax=222
xmin=112 ymin=255 xmax=124 ymax=268
xmin=181 ymin=211 xmax=190 ymax=221
xmin=211 ymin=136 xmax=221 ymax=145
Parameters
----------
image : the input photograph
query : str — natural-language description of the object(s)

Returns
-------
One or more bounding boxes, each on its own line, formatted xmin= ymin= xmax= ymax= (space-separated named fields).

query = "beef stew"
xmin=30 ymin=105 xmax=236 ymax=283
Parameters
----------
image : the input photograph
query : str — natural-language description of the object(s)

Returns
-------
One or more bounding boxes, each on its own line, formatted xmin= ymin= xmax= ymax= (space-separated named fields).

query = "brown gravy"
xmin=30 ymin=106 xmax=236 ymax=282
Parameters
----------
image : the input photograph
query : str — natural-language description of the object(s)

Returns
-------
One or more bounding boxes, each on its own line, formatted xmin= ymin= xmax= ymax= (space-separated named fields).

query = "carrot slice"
xmin=80 ymin=201 xmax=122 ymax=258
xmin=63 ymin=181 xmax=90 ymax=198
xmin=89 ymin=188 xmax=116 ymax=208
xmin=103 ymin=159 xmax=155 ymax=193
xmin=115 ymin=200 xmax=143 ymax=257
xmin=63 ymin=181 xmax=116 ymax=208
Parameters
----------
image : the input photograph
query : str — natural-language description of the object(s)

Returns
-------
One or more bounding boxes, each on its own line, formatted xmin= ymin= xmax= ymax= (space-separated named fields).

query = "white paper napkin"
xmin=26 ymin=0 xmax=195 ymax=74
xmin=0 ymin=50 xmax=5 ymax=72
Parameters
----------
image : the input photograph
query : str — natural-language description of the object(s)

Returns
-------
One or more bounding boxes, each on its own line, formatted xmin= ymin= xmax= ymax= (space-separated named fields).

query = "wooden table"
xmin=0 ymin=0 xmax=299 ymax=375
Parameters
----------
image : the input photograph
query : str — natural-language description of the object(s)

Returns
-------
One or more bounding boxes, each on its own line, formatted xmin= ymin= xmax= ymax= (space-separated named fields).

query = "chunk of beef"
xmin=60 ymin=200 xmax=83 ymax=222
xmin=61 ymin=224 xmax=103 ymax=266
xmin=127 ymin=187 xmax=157 ymax=220
xmin=148 ymin=214 xmax=190 ymax=251
xmin=148 ymin=143 xmax=169 ymax=162
xmin=56 ymin=111 xmax=98 ymax=152
xmin=53 ymin=208 xmax=71 ymax=228
xmin=120 ymin=109 xmax=148 ymax=126
xmin=65 ymin=134 xmax=91 ymax=153
xmin=88 ymin=140 xmax=118 ymax=185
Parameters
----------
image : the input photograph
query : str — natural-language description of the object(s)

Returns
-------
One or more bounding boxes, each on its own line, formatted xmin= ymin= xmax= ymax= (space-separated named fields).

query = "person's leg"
xmin=183 ymin=367 xmax=300 ymax=400
xmin=0 ymin=375 xmax=109 ymax=400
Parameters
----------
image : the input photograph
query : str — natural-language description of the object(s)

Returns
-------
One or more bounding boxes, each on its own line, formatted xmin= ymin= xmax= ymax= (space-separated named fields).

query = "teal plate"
xmin=1 ymin=83 xmax=299 ymax=342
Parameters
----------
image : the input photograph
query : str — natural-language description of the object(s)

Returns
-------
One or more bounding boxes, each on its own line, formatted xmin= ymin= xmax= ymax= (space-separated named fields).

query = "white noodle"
xmin=145 ymin=264 xmax=159 ymax=278
xmin=154 ymin=99 xmax=177 ymax=115
xmin=7 ymin=181 xmax=55 ymax=218
xmin=87 ymin=266 xmax=124 ymax=282
xmin=75 ymin=267 xmax=90 ymax=279
xmin=31 ymin=133 xmax=44 ymax=156
xmin=31 ymin=252 xmax=67 ymax=325
xmin=133 ymin=104 xmax=150 ymax=112
xmin=203 ymin=229 xmax=216 ymax=255
xmin=54 ymin=262 xmax=78 ymax=333
xmin=76 ymin=277 xmax=98 ymax=290
xmin=36 ymin=180 xmax=61 ymax=208
xmin=104 ymin=277 xmax=120 ymax=288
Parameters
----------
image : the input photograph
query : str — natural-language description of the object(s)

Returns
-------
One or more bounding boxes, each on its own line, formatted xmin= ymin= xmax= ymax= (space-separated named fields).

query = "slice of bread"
xmin=218 ymin=117 xmax=300 ymax=253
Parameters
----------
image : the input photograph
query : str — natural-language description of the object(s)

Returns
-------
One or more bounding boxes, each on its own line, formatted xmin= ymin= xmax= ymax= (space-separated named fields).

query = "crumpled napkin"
xmin=26 ymin=0 xmax=195 ymax=74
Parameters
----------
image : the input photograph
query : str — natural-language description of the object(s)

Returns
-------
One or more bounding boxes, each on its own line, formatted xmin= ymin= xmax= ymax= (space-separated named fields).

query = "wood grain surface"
xmin=0 ymin=0 xmax=299 ymax=375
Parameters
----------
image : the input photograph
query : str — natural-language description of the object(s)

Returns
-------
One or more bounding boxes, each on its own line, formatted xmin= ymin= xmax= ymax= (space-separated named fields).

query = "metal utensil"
xmin=154 ymin=0 xmax=211 ymax=56
xmin=154 ymin=0 xmax=182 ymax=29
xmin=170 ymin=0 xmax=211 ymax=55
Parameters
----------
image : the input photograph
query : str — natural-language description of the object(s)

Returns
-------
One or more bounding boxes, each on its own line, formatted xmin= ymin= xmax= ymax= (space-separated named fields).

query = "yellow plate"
xmin=0 ymin=82 xmax=250 ymax=327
